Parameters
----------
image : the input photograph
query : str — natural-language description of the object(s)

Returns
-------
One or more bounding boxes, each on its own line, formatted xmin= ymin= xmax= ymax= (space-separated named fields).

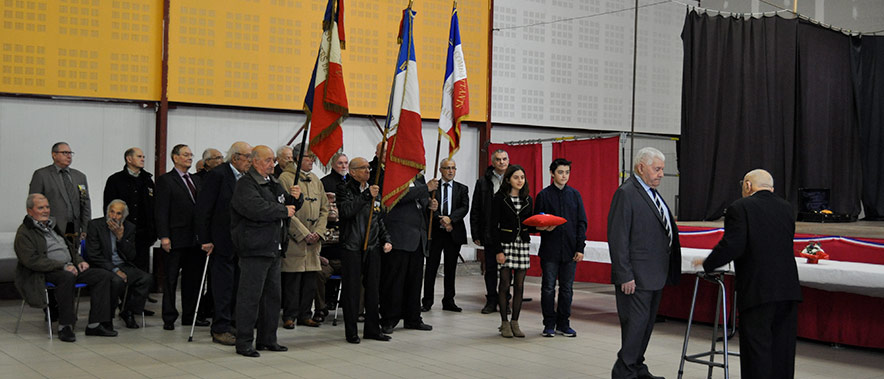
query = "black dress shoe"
xmin=442 ymin=303 xmax=462 ymax=312
xmin=403 ymin=322 xmax=433 ymax=331
xmin=120 ymin=311 xmax=140 ymax=329
xmin=381 ymin=325 xmax=395 ymax=334
xmin=183 ymin=318 xmax=210 ymax=327
xmin=346 ymin=335 xmax=361 ymax=344
xmin=143 ymin=309 xmax=156 ymax=316
xmin=364 ymin=333 xmax=391 ymax=341
xmin=163 ymin=323 xmax=175 ymax=330
xmin=480 ymin=303 xmax=497 ymax=314
xmin=638 ymin=374 xmax=665 ymax=379
xmin=58 ymin=325 xmax=76 ymax=342
xmin=237 ymin=349 xmax=260 ymax=357
xmin=147 ymin=295 xmax=158 ymax=303
xmin=85 ymin=324 xmax=119 ymax=337
xmin=256 ymin=343 xmax=288 ymax=352
xmin=420 ymin=305 xmax=431 ymax=312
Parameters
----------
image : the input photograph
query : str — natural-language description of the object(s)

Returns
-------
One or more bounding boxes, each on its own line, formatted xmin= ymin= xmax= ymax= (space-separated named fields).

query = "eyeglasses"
xmin=176 ymin=153 xmax=194 ymax=158
xmin=441 ymin=167 xmax=457 ymax=170
xmin=54 ymin=151 xmax=75 ymax=156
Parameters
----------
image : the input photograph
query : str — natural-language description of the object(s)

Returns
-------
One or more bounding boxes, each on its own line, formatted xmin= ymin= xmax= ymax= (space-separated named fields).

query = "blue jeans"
xmin=540 ymin=258 xmax=576 ymax=329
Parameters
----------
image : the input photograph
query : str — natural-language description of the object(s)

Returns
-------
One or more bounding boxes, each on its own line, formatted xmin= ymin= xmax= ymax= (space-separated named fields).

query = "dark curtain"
xmin=488 ymin=143 xmax=543 ymax=200
xmin=851 ymin=36 xmax=884 ymax=220
xmin=679 ymin=12 xmax=798 ymax=220
xmin=680 ymin=12 xmax=864 ymax=220
xmin=552 ymin=137 xmax=619 ymax=241
xmin=794 ymin=20 xmax=862 ymax=218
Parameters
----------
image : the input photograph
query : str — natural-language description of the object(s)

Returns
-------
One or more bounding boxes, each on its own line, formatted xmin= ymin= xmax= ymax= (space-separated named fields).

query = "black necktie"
xmin=442 ymin=182 xmax=450 ymax=216
xmin=183 ymin=173 xmax=197 ymax=202
xmin=652 ymin=189 xmax=672 ymax=243
xmin=60 ymin=169 xmax=76 ymax=215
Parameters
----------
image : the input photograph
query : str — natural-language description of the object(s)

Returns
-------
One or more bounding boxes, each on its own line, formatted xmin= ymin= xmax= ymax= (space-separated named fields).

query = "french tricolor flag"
xmin=382 ymin=5 xmax=425 ymax=208
xmin=439 ymin=3 xmax=469 ymax=159
xmin=303 ymin=0 xmax=348 ymax=166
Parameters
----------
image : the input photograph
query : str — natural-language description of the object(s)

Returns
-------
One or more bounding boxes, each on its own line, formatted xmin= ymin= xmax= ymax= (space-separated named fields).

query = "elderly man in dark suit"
xmin=607 ymin=147 xmax=681 ymax=379
xmin=694 ymin=169 xmax=802 ymax=379
xmin=103 ymin=147 xmax=156 ymax=275
xmin=155 ymin=144 xmax=207 ymax=331
xmin=194 ymin=141 xmax=252 ymax=346
xmin=230 ymin=145 xmax=301 ymax=357
xmin=86 ymin=199 xmax=153 ymax=329
xmin=29 ymin=142 xmax=91 ymax=240
xmin=422 ymin=158 xmax=469 ymax=312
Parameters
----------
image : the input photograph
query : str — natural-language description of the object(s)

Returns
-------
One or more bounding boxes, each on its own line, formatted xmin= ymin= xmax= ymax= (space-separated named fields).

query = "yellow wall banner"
xmin=0 ymin=0 xmax=163 ymax=100
xmin=167 ymin=0 xmax=487 ymax=120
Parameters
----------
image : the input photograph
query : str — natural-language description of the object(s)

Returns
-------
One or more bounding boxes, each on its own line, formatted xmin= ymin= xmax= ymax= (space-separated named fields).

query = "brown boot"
xmin=500 ymin=320 xmax=513 ymax=338
xmin=510 ymin=320 xmax=525 ymax=338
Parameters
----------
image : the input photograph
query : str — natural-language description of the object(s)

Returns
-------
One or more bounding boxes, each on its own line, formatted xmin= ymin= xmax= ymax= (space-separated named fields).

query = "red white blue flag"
xmin=382 ymin=5 xmax=425 ymax=208
xmin=303 ymin=0 xmax=348 ymax=166
xmin=439 ymin=3 xmax=469 ymax=159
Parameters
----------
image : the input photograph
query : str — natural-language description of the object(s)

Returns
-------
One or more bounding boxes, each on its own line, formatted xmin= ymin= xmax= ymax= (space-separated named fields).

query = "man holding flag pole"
xmin=363 ymin=0 xmax=439 ymax=335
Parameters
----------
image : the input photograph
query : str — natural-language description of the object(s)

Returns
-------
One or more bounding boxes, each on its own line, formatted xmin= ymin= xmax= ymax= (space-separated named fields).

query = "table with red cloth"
xmin=525 ymin=233 xmax=884 ymax=349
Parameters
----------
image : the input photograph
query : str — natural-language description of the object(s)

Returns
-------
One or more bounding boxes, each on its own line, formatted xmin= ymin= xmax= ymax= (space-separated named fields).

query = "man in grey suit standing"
xmin=29 ymin=142 xmax=91 ymax=240
xmin=607 ymin=147 xmax=681 ymax=379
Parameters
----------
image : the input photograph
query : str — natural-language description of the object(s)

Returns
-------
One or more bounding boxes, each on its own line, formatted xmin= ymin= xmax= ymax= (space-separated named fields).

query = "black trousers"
xmin=133 ymin=233 xmax=154 ymax=273
xmin=380 ymin=248 xmax=424 ymax=328
xmin=482 ymin=247 xmax=499 ymax=302
xmin=44 ymin=267 xmax=115 ymax=326
xmin=210 ymin=252 xmax=238 ymax=334
xmin=281 ymin=271 xmax=317 ymax=322
xmin=108 ymin=264 xmax=153 ymax=314
xmin=162 ymin=246 xmax=204 ymax=324
xmin=738 ymin=301 xmax=799 ymax=379
xmin=236 ymin=255 xmax=281 ymax=351
xmin=612 ymin=287 xmax=662 ymax=379
xmin=422 ymin=231 xmax=460 ymax=308
xmin=341 ymin=248 xmax=381 ymax=339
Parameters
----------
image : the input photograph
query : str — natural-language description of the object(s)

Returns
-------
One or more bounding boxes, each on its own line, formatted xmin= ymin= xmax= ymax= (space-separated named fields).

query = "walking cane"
xmin=188 ymin=255 xmax=211 ymax=342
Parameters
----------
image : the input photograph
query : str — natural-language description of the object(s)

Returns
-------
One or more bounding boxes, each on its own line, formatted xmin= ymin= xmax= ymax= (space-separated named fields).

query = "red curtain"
xmin=552 ymin=137 xmax=620 ymax=241
xmin=488 ymin=143 xmax=543 ymax=200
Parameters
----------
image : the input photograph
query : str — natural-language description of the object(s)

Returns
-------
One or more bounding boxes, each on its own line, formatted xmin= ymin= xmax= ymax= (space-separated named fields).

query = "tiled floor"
xmin=1 ymin=268 xmax=882 ymax=379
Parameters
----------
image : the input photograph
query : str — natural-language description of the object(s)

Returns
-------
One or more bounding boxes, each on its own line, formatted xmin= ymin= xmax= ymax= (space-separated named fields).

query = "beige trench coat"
xmin=279 ymin=165 xmax=328 ymax=272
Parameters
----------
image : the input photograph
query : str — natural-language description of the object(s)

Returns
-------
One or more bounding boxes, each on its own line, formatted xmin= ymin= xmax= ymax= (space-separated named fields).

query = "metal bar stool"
xmin=677 ymin=272 xmax=740 ymax=379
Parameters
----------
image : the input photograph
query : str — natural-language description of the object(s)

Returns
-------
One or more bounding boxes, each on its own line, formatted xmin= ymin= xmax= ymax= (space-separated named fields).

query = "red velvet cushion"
xmin=522 ymin=213 xmax=567 ymax=227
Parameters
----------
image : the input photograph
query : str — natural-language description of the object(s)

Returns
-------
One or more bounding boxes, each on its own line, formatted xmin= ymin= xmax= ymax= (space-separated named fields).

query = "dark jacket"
xmin=103 ymin=167 xmax=156 ymax=241
xmin=535 ymin=184 xmax=588 ymax=263
xmin=155 ymin=168 xmax=200 ymax=249
xmin=607 ymin=176 xmax=682 ymax=290
xmin=29 ymin=164 xmax=91 ymax=235
xmin=230 ymin=167 xmax=302 ymax=258
xmin=368 ymin=157 xmax=431 ymax=254
xmin=14 ymin=216 xmax=84 ymax=308
xmin=320 ymin=171 xmax=347 ymax=255
xmin=469 ymin=165 xmax=498 ymax=245
xmin=85 ymin=217 xmax=137 ymax=271
xmin=194 ymin=163 xmax=238 ymax=257
xmin=431 ymin=179 xmax=470 ymax=245
xmin=485 ymin=192 xmax=534 ymax=256
xmin=703 ymin=190 xmax=802 ymax=311
xmin=336 ymin=179 xmax=390 ymax=252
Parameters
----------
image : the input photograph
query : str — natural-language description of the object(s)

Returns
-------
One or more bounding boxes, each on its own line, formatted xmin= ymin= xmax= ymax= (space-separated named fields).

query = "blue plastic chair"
xmin=15 ymin=281 xmax=86 ymax=339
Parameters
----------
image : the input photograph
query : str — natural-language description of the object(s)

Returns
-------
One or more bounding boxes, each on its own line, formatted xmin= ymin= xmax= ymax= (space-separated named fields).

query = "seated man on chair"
xmin=14 ymin=193 xmax=118 ymax=342
xmin=86 ymin=199 xmax=154 ymax=329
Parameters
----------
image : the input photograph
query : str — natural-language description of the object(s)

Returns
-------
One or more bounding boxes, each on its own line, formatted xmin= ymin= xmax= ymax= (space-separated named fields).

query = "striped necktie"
xmin=653 ymin=189 xmax=672 ymax=243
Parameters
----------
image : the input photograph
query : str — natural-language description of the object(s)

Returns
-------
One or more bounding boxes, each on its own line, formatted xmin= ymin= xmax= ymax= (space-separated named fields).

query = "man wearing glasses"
xmin=29 ymin=142 xmax=91 ymax=242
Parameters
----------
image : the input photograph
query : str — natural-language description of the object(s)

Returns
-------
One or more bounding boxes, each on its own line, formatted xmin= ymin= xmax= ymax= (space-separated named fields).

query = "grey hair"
xmin=491 ymin=149 xmax=508 ymax=157
xmin=124 ymin=147 xmax=139 ymax=161
xmin=106 ymin=199 xmax=130 ymax=221
xmin=26 ymin=193 xmax=46 ymax=209
xmin=276 ymin=145 xmax=293 ymax=158
xmin=225 ymin=142 xmax=249 ymax=163
xmin=201 ymin=148 xmax=220 ymax=161
xmin=633 ymin=147 xmax=665 ymax=171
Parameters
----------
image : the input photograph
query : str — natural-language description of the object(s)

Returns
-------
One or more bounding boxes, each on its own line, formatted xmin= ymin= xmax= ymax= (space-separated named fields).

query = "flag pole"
xmin=427 ymin=129 xmax=442 ymax=242
xmin=363 ymin=0 xmax=414 ymax=251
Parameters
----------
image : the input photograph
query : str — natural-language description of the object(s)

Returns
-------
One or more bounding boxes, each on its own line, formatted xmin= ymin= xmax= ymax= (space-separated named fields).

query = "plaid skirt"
xmin=499 ymin=240 xmax=531 ymax=270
